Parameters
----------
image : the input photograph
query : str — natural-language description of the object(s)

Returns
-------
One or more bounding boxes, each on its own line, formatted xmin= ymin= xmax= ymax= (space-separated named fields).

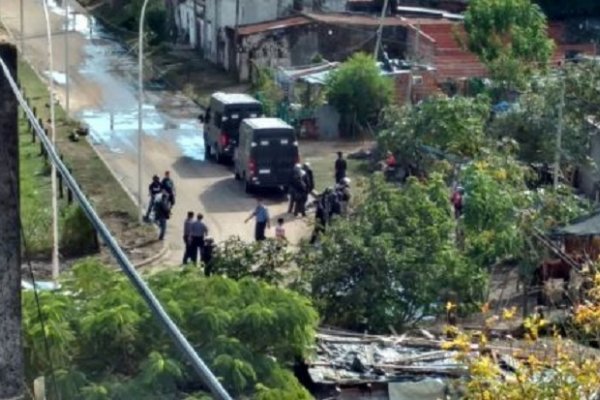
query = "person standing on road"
xmin=161 ymin=170 xmax=176 ymax=206
xmin=144 ymin=175 xmax=162 ymax=221
xmin=334 ymin=152 xmax=347 ymax=184
xmin=190 ymin=213 xmax=209 ymax=265
xmin=182 ymin=211 xmax=195 ymax=265
xmin=290 ymin=165 xmax=307 ymax=217
xmin=154 ymin=189 xmax=172 ymax=241
xmin=275 ymin=218 xmax=288 ymax=243
xmin=302 ymin=162 xmax=315 ymax=194
xmin=245 ymin=198 xmax=270 ymax=241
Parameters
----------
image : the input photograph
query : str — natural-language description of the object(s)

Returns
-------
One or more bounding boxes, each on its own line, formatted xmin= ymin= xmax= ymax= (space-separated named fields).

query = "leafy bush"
xmin=23 ymin=260 xmax=318 ymax=399
xmin=300 ymin=175 xmax=487 ymax=332
xmin=326 ymin=53 xmax=393 ymax=136
xmin=210 ymin=237 xmax=292 ymax=283
xmin=378 ymin=95 xmax=491 ymax=161
xmin=60 ymin=206 xmax=99 ymax=257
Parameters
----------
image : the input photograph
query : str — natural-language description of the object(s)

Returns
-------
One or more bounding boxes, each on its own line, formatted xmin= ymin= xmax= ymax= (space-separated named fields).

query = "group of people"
xmin=288 ymin=162 xmax=315 ymax=217
xmin=182 ymin=212 xmax=213 ymax=272
xmin=147 ymin=151 xmax=353 ymax=254
xmin=145 ymin=171 xmax=176 ymax=241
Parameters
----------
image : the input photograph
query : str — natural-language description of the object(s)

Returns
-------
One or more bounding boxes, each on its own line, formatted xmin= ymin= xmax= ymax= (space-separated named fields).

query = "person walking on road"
xmin=182 ymin=211 xmax=195 ymax=265
xmin=154 ymin=189 xmax=172 ymax=241
xmin=190 ymin=213 xmax=209 ymax=265
xmin=335 ymin=152 xmax=347 ymax=184
xmin=144 ymin=175 xmax=162 ymax=221
xmin=161 ymin=170 xmax=176 ymax=206
xmin=245 ymin=198 xmax=270 ymax=241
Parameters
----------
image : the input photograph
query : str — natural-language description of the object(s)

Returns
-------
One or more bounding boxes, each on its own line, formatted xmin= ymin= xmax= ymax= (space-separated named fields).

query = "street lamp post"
xmin=138 ymin=0 xmax=150 ymax=223
xmin=64 ymin=0 xmax=70 ymax=115
xmin=41 ymin=0 xmax=60 ymax=280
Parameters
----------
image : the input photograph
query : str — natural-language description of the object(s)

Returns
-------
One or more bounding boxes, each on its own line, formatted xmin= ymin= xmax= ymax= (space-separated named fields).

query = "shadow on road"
xmin=198 ymin=178 xmax=288 ymax=213
xmin=170 ymin=157 xmax=231 ymax=179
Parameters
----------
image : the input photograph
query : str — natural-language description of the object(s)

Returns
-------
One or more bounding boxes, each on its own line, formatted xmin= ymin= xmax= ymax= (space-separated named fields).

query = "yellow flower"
xmin=494 ymin=168 xmax=507 ymax=181
xmin=481 ymin=302 xmax=491 ymax=313
xmin=502 ymin=307 xmax=517 ymax=320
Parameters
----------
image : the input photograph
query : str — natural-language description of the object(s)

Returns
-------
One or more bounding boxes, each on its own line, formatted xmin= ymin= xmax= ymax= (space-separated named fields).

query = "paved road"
xmin=1 ymin=0 xmax=314 ymax=265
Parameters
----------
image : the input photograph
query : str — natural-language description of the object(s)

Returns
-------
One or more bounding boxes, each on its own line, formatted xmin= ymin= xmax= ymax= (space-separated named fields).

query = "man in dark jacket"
xmin=182 ymin=211 xmax=194 ymax=265
xmin=302 ymin=162 xmax=315 ymax=194
xmin=144 ymin=175 xmax=162 ymax=221
xmin=334 ymin=152 xmax=347 ymax=184
xmin=161 ymin=170 xmax=176 ymax=206
xmin=154 ymin=189 xmax=172 ymax=241
xmin=291 ymin=165 xmax=307 ymax=217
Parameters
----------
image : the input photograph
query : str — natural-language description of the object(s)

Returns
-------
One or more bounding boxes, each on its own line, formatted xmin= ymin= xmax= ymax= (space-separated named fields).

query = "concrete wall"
xmin=177 ymin=0 xmax=198 ymax=47
xmin=317 ymin=25 xmax=407 ymax=61
xmin=203 ymin=0 xmax=296 ymax=63
xmin=237 ymin=26 xmax=319 ymax=81
xmin=406 ymin=25 xmax=437 ymax=64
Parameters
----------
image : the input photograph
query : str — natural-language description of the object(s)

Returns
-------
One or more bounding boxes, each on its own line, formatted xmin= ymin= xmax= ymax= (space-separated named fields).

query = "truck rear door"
xmin=252 ymin=130 xmax=298 ymax=186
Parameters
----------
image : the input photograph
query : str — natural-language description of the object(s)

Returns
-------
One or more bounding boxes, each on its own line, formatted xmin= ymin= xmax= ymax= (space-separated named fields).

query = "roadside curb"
xmin=1 ymin=16 xmax=167 ymax=268
xmin=133 ymin=240 xmax=169 ymax=268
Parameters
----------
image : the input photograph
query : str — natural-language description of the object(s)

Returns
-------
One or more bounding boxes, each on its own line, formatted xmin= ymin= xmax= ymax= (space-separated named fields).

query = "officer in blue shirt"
xmin=245 ymin=198 xmax=270 ymax=241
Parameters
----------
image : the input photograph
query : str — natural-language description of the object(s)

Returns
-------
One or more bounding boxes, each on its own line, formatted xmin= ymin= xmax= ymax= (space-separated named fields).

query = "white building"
xmin=202 ymin=0 xmax=297 ymax=65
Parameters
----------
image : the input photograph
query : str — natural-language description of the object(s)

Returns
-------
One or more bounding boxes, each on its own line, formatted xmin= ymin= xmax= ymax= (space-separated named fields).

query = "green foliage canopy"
xmin=489 ymin=61 xmax=600 ymax=167
xmin=377 ymin=95 xmax=491 ymax=172
xmin=23 ymin=260 xmax=318 ymax=399
xmin=464 ymin=0 xmax=554 ymax=88
xmin=300 ymin=175 xmax=487 ymax=332
xmin=326 ymin=53 xmax=393 ymax=135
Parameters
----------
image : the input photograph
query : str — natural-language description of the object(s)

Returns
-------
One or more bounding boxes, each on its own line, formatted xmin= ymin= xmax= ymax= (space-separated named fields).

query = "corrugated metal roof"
xmin=236 ymin=16 xmax=312 ymax=36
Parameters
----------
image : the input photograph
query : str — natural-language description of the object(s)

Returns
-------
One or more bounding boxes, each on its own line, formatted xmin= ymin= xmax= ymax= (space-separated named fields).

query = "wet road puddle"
xmin=48 ymin=1 xmax=206 ymax=162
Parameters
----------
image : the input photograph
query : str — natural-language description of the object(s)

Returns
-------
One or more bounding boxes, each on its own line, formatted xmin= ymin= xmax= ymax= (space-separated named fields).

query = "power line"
xmin=0 ymin=56 xmax=232 ymax=400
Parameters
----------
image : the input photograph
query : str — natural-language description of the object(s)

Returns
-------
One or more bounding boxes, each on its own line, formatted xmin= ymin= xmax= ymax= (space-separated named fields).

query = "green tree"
xmin=23 ymin=260 xmax=318 ymax=399
xmin=463 ymin=0 xmax=554 ymax=89
xmin=326 ymin=53 xmax=393 ymax=136
xmin=489 ymin=61 xmax=600 ymax=169
xmin=377 ymin=95 xmax=490 ymax=174
xmin=301 ymin=175 xmax=487 ymax=332
xmin=210 ymin=237 xmax=292 ymax=284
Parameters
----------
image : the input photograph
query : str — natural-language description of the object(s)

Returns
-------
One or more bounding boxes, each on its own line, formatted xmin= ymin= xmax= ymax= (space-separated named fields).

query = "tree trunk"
xmin=0 ymin=39 xmax=24 ymax=399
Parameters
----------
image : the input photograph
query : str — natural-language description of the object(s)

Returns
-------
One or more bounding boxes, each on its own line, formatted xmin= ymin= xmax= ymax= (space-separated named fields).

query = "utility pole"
xmin=0 ymin=38 xmax=24 ymax=400
xmin=64 ymin=0 xmax=70 ymax=115
xmin=554 ymin=77 xmax=565 ymax=189
xmin=234 ymin=0 xmax=240 ymax=72
xmin=41 ymin=0 xmax=60 ymax=280
xmin=373 ymin=0 xmax=390 ymax=60
xmin=19 ymin=0 xmax=24 ymax=54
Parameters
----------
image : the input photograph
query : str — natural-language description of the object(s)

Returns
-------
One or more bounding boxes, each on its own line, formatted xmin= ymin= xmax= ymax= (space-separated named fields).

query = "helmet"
xmin=294 ymin=163 xmax=302 ymax=171
xmin=303 ymin=162 xmax=311 ymax=168
xmin=342 ymin=177 xmax=351 ymax=185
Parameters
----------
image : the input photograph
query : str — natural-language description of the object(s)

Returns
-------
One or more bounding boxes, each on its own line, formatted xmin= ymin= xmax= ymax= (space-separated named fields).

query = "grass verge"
xmin=17 ymin=58 xmax=160 ymax=262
